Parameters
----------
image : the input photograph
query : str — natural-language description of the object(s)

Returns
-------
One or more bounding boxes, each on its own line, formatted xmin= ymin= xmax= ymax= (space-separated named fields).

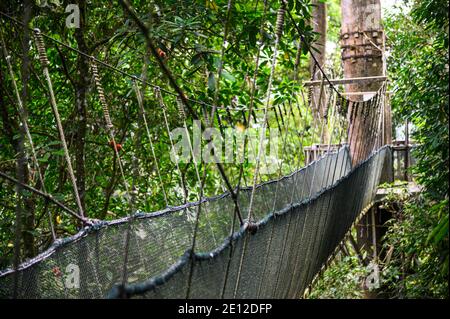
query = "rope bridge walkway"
xmin=0 ymin=147 xmax=392 ymax=298
xmin=0 ymin=1 xmax=391 ymax=298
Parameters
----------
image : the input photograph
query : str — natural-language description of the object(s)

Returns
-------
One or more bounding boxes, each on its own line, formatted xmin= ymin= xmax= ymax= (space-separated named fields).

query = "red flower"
xmin=52 ymin=266 xmax=62 ymax=277
xmin=157 ymin=48 xmax=166 ymax=59
xmin=108 ymin=140 xmax=123 ymax=152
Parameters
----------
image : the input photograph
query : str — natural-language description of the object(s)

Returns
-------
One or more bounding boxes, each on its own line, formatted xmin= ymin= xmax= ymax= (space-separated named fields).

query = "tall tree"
xmin=310 ymin=0 xmax=328 ymax=141
xmin=341 ymin=0 xmax=385 ymax=297
xmin=341 ymin=0 xmax=384 ymax=164
xmin=19 ymin=0 xmax=36 ymax=259
xmin=73 ymin=0 xmax=90 ymax=215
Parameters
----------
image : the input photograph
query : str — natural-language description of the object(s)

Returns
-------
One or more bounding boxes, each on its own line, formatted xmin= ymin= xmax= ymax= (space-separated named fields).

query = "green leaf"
xmin=221 ymin=70 xmax=236 ymax=82
xmin=38 ymin=153 xmax=50 ymax=163
xmin=208 ymin=72 xmax=215 ymax=91
xmin=52 ymin=149 xmax=66 ymax=157
xmin=427 ymin=214 xmax=449 ymax=245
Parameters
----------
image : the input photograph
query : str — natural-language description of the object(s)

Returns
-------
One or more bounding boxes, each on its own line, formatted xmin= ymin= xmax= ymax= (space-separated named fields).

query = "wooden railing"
xmin=303 ymin=141 xmax=415 ymax=182
xmin=303 ymin=144 xmax=345 ymax=164
xmin=391 ymin=140 xmax=415 ymax=181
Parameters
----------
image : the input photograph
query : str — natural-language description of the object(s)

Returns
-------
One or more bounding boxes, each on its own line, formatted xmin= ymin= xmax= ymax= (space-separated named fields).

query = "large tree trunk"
xmin=310 ymin=0 xmax=328 ymax=142
xmin=341 ymin=0 xmax=386 ymax=298
xmin=341 ymin=0 xmax=384 ymax=164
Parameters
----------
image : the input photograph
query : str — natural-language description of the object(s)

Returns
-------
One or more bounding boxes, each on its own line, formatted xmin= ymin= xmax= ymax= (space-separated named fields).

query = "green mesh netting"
xmin=0 ymin=146 xmax=392 ymax=299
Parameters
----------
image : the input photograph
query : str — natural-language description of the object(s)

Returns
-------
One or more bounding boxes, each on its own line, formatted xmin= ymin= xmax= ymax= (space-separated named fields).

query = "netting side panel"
xmin=117 ymin=210 xmax=196 ymax=291
xmin=252 ymin=213 xmax=291 ymax=298
xmin=271 ymin=208 xmax=304 ymax=298
xmin=0 ymin=261 xmax=44 ymax=298
xmin=188 ymin=246 xmax=232 ymax=299
xmin=289 ymin=168 xmax=308 ymax=205
xmin=315 ymin=192 xmax=337 ymax=274
xmin=319 ymin=175 xmax=349 ymax=265
xmin=296 ymin=195 xmax=328 ymax=294
xmin=297 ymin=149 xmax=388 ymax=292
xmin=214 ymin=232 xmax=246 ymax=298
xmin=287 ymin=197 xmax=322 ymax=295
xmin=250 ymin=181 xmax=278 ymax=221
xmin=232 ymin=221 xmax=279 ymax=299
xmin=302 ymin=191 xmax=333 ymax=290
xmin=268 ymin=173 xmax=297 ymax=214
xmin=193 ymin=200 xmax=236 ymax=253
xmin=282 ymin=208 xmax=307 ymax=298
xmin=238 ymin=147 xmax=350 ymax=222
xmin=330 ymin=147 xmax=352 ymax=185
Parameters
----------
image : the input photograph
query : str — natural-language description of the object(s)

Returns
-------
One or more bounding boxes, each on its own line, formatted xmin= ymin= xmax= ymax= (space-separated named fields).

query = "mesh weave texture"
xmin=0 ymin=146 xmax=391 ymax=299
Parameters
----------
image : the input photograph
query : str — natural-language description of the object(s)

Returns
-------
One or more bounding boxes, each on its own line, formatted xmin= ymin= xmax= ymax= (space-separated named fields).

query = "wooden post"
xmin=383 ymin=92 xmax=392 ymax=145
xmin=304 ymin=75 xmax=387 ymax=86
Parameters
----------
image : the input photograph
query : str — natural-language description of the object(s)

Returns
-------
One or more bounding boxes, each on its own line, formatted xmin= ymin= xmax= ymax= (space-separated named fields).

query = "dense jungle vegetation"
xmin=0 ymin=0 xmax=447 ymax=299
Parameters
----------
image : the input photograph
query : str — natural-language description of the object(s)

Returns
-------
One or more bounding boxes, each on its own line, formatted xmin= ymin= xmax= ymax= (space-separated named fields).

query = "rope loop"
xmin=33 ymin=28 xmax=49 ymax=67
xmin=245 ymin=221 xmax=258 ymax=235
xmin=176 ymin=97 xmax=186 ymax=121
xmin=90 ymin=58 xmax=114 ymax=131
xmin=275 ymin=1 xmax=286 ymax=41
xmin=154 ymin=86 xmax=167 ymax=112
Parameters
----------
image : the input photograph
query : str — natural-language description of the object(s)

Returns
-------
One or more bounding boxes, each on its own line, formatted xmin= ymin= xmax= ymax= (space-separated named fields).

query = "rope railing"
xmin=33 ymin=28 xmax=86 ymax=219
xmin=0 ymin=1 xmax=390 ymax=300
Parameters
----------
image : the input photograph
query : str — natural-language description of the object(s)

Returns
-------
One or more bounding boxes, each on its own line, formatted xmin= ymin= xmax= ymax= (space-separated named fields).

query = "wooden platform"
xmin=376 ymin=181 xmax=422 ymax=201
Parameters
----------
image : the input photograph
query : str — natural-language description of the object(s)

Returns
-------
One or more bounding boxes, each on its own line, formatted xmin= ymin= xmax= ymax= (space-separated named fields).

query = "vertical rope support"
xmin=210 ymin=0 xmax=234 ymax=123
xmin=155 ymin=87 xmax=188 ymax=205
xmin=90 ymin=58 xmax=131 ymax=201
xmin=132 ymin=80 xmax=169 ymax=207
xmin=90 ymin=57 xmax=135 ymax=295
xmin=33 ymin=29 xmax=85 ymax=218
xmin=233 ymin=0 xmax=286 ymax=298
xmin=246 ymin=0 xmax=286 ymax=224
xmin=174 ymin=95 xmax=219 ymax=297
xmin=90 ymin=59 xmax=114 ymax=132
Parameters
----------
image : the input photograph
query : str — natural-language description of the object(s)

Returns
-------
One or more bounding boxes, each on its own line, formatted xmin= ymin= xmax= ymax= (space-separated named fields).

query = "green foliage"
xmin=0 ymin=0 xmax=317 ymax=267
xmin=380 ymin=190 xmax=448 ymax=298
xmin=385 ymin=0 xmax=449 ymax=296
xmin=308 ymin=253 xmax=369 ymax=299
xmin=387 ymin=0 xmax=449 ymax=200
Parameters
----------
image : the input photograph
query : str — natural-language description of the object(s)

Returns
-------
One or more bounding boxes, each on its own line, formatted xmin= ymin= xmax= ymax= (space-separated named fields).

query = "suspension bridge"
xmin=0 ymin=1 xmax=397 ymax=299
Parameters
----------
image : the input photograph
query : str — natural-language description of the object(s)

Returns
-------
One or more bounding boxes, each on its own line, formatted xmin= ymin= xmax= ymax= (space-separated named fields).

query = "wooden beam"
xmin=340 ymin=91 xmax=392 ymax=96
xmin=304 ymin=75 xmax=387 ymax=87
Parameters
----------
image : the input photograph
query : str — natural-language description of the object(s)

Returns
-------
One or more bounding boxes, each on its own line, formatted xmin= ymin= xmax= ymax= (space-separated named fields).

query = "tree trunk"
xmin=341 ymin=0 xmax=386 ymax=297
xmin=73 ymin=0 xmax=89 ymax=215
xmin=310 ymin=0 xmax=328 ymax=142
xmin=20 ymin=0 xmax=36 ymax=259
xmin=341 ymin=0 xmax=384 ymax=164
